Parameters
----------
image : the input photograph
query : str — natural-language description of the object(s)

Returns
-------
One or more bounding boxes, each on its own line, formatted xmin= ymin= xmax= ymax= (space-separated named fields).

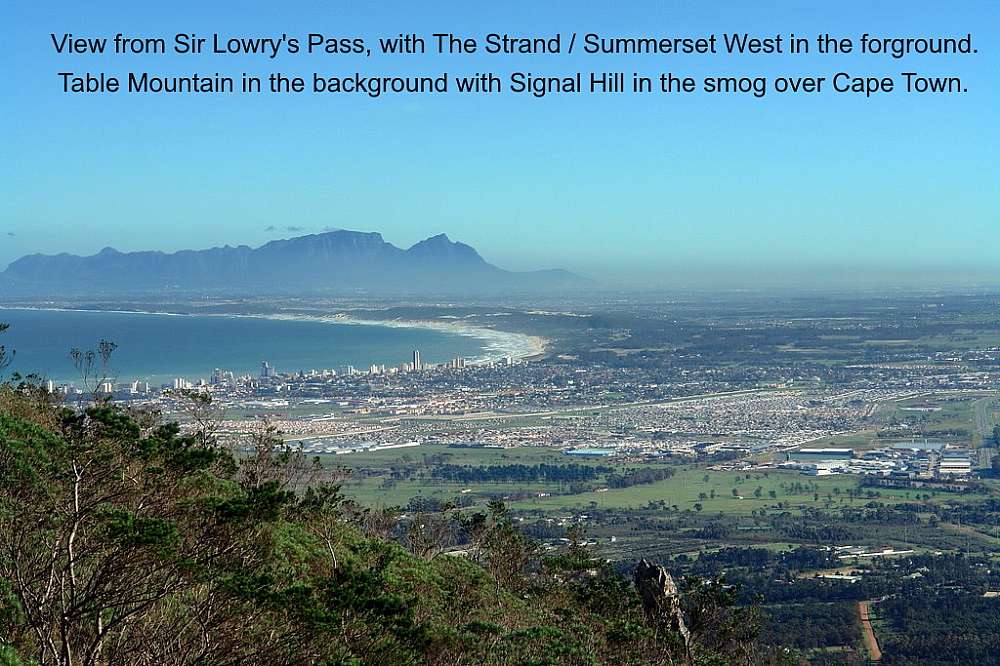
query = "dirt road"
xmin=857 ymin=601 xmax=882 ymax=662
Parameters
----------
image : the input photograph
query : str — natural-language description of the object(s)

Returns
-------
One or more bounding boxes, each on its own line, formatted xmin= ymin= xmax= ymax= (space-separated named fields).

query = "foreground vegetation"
xmin=0 ymin=382 xmax=778 ymax=665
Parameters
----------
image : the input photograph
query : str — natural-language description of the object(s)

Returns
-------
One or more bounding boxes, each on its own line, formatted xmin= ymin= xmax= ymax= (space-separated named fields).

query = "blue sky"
xmin=3 ymin=1 xmax=998 ymax=287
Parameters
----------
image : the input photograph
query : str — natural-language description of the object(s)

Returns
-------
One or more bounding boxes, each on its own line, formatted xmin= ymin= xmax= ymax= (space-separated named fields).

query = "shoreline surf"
xmin=0 ymin=306 xmax=548 ymax=367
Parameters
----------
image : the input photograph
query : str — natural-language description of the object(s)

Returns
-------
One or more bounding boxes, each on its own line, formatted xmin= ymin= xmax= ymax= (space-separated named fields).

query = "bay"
xmin=0 ymin=308 xmax=489 ymax=385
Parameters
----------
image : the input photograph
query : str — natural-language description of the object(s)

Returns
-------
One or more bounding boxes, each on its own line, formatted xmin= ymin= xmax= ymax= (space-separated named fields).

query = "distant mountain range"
xmin=0 ymin=230 xmax=586 ymax=295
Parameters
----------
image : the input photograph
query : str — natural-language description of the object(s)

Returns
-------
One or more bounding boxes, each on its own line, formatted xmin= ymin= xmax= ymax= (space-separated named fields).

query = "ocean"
xmin=0 ymin=308 xmax=495 ymax=385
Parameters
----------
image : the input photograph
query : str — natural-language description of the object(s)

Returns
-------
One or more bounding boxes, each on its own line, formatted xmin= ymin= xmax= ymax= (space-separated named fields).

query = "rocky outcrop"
xmin=634 ymin=558 xmax=691 ymax=653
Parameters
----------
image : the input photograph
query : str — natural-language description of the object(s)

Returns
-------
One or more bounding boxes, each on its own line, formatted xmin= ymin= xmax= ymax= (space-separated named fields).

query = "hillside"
xmin=1 ymin=230 xmax=586 ymax=296
xmin=0 ymin=384 xmax=772 ymax=666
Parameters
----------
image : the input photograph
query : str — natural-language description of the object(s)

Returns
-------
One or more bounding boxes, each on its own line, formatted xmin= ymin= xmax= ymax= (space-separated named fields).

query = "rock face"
xmin=1 ymin=230 xmax=586 ymax=295
xmin=633 ymin=559 xmax=691 ymax=652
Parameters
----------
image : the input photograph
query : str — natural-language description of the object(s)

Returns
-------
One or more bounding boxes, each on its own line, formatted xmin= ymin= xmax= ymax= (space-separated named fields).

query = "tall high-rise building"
xmin=211 ymin=368 xmax=233 ymax=385
xmin=261 ymin=361 xmax=276 ymax=379
xmin=412 ymin=350 xmax=421 ymax=371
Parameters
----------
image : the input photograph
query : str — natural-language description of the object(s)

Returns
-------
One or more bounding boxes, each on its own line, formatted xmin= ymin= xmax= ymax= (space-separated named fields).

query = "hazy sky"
xmin=4 ymin=1 xmax=998 ymax=286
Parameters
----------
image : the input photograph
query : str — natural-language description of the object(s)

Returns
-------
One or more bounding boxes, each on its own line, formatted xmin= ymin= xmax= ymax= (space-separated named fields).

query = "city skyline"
xmin=50 ymin=345 xmax=495 ymax=395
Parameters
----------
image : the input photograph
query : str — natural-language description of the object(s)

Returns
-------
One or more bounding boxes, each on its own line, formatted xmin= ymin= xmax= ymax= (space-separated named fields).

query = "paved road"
xmin=973 ymin=397 xmax=996 ymax=442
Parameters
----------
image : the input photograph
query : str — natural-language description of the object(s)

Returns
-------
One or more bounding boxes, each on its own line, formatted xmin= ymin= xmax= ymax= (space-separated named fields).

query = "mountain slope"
xmin=0 ymin=392 xmax=763 ymax=665
xmin=1 ymin=230 xmax=587 ymax=295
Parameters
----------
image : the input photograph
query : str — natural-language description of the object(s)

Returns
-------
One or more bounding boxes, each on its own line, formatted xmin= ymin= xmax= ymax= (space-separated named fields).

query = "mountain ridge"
xmin=1 ymin=230 xmax=587 ymax=295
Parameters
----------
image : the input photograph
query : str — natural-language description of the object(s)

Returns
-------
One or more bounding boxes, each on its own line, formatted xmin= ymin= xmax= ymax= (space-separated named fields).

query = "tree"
xmin=0 ymin=397 xmax=417 ymax=665
xmin=0 ymin=323 xmax=12 ymax=377
xmin=70 ymin=339 xmax=118 ymax=400
xmin=482 ymin=500 xmax=535 ymax=602
xmin=403 ymin=500 xmax=457 ymax=560
xmin=682 ymin=576 xmax=766 ymax=665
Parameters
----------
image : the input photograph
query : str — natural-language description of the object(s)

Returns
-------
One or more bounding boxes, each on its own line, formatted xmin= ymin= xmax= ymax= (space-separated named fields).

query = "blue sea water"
xmin=0 ymin=308 xmax=486 ymax=384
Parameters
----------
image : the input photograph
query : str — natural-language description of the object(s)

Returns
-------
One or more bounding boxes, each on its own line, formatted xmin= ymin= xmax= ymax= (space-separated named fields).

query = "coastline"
xmin=253 ymin=313 xmax=546 ymax=363
xmin=0 ymin=305 xmax=548 ymax=364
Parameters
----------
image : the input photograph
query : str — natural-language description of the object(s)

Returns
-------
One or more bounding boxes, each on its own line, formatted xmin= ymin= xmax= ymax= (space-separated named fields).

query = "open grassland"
xmin=508 ymin=466 xmax=983 ymax=514
xmin=327 ymin=444 xmax=990 ymax=515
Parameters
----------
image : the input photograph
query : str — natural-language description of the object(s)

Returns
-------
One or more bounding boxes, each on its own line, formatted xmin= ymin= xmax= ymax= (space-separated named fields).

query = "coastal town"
xmin=43 ymin=325 xmax=996 ymax=487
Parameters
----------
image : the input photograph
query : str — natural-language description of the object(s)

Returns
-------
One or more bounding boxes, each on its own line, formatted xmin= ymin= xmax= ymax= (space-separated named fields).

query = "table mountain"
xmin=1 ymin=230 xmax=585 ymax=295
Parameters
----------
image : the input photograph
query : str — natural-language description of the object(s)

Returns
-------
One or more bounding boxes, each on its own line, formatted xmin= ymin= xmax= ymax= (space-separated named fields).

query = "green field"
xmin=330 ymin=444 xmax=603 ymax=506
xmin=327 ymin=444 xmax=988 ymax=516
xmin=509 ymin=466 xmax=975 ymax=514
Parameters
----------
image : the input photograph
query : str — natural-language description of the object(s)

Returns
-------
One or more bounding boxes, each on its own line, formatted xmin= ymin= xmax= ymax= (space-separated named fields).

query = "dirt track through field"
xmin=858 ymin=601 xmax=882 ymax=662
